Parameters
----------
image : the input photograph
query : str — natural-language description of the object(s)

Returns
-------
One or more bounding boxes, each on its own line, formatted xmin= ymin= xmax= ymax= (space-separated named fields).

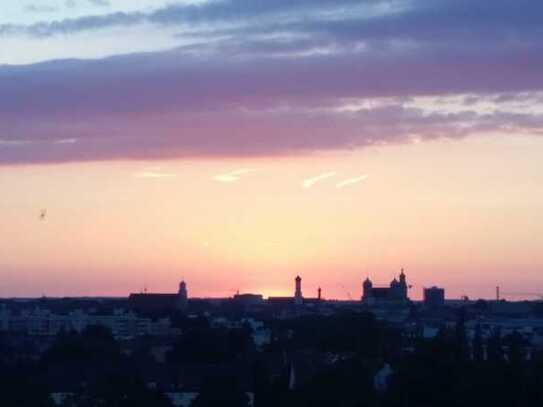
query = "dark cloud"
xmin=2 ymin=99 xmax=542 ymax=165
xmin=2 ymin=0 xmax=362 ymax=37
xmin=1 ymin=0 xmax=543 ymax=164
xmin=4 ymin=0 xmax=543 ymax=45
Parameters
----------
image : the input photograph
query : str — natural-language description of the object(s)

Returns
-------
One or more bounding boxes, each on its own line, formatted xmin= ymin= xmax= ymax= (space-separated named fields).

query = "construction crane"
xmin=338 ymin=284 xmax=353 ymax=300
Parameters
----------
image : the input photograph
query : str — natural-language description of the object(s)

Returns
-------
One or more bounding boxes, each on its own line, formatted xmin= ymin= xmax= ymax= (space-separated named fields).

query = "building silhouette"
xmin=362 ymin=269 xmax=409 ymax=305
xmin=423 ymin=286 xmax=445 ymax=308
xmin=129 ymin=280 xmax=189 ymax=314
xmin=268 ymin=275 xmax=323 ymax=306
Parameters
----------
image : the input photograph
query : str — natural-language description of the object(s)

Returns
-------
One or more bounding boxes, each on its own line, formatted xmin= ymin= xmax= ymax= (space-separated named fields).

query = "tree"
xmin=190 ymin=376 xmax=249 ymax=407
xmin=0 ymin=370 xmax=54 ymax=407
xmin=292 ymin=359 xmax=375 ymax=407
xmin=472 ymin=324 xmax=484 ymax=362
xmin=455 ymin=307 xmax=468 ymax=361
xmin=486 ymin=328 xmax=504 ymax=364
xmin=62 ymin=375 xmax=172 ymax=407
xmin=42 ymin=325 xmax=121 ymax=365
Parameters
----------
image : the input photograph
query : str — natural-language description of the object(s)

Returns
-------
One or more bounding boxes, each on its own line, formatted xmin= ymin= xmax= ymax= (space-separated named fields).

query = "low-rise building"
xmin=0 ymin=307 xmax=174 ymax=339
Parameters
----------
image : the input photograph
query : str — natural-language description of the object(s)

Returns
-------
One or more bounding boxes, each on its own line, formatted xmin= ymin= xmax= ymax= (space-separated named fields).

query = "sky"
xmin=1 ymin=0 xmax=542 ymax=300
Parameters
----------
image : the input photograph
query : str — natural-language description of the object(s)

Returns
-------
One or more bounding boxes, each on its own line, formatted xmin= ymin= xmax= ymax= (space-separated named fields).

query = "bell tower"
xmin=398 ymin=268 xmax=408 ymax=300
xmin=177 ymin=280 xmax=188 ymax=310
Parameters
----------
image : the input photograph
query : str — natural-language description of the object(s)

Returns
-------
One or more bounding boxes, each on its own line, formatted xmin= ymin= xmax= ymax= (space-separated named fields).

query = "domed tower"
xmin=177 ymin=280 xmax=188 ymax=310
xmin=399 ymin=268 xmax=406 ymax=285
xmin=398 ymin=268 xmax=408 ymax=300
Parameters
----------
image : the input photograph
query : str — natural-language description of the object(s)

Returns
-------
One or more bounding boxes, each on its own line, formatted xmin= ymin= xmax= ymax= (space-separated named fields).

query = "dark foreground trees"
xmin=62 ymin=375 xmax=172 ymax=407
xmin=190 ymin=376 xmax=250 ymax=407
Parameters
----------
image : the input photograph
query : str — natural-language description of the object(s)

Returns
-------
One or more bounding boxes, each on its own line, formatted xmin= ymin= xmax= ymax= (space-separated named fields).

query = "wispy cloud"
xmin=25 ymin=4 xmax=60 ymax=13
xmin=302 ymin=172 xmax=337 ymax=189
xmin=213 ymin=169 xmax=256 ymax=183
xmin=336 ymin=174 xmax=368 ymax=189
xmin=89 ymin=0 xmax=111 ymax=7
xmin=134 ymin=168 xmax=176 ymax=178
xmin=0 ymin=139 xmax=33 ymax=147
xmin=53 ymin=138 xmax=78 ymax=145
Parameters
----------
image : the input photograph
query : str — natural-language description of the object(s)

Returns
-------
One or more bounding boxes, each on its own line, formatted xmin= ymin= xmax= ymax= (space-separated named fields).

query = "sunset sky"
xmin=1 ymin=0 xmax=542 ymax=300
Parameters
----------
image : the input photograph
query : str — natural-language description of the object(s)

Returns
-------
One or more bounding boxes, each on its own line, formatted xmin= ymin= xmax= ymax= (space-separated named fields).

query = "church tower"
xmin=177 ymin=280 xmax=188 ymax=310
xmin=398 ymin=269 xmax=408 ymax=300
xmin=362 ymin=277 xmax=373 ymax=301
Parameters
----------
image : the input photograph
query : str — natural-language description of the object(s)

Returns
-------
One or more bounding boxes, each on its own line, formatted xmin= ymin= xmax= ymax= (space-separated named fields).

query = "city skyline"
xmin=1 ymin=0 xmax=543 ymax=300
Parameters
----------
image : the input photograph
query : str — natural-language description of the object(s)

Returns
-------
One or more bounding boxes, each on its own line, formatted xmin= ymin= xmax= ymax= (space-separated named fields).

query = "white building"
xmin=0 ymin=307 xmax=173 ymax=339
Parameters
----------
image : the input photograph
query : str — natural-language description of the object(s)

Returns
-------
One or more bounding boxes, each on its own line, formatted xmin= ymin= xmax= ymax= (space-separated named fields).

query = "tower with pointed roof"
xmin=177 ymin=280 xmax=188 ymax=310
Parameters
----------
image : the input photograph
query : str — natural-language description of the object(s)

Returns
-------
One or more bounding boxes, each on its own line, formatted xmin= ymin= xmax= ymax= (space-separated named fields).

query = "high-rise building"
xmin=423 ymin=286 xmax=445 ymax=308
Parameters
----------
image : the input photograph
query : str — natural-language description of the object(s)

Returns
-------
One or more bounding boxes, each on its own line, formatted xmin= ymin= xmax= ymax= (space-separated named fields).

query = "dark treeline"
xmin=1 ymin=310 xmax=543 ymax=406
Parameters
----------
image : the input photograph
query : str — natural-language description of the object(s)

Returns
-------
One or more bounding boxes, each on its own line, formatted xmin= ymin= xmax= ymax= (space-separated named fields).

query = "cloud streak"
xmin=134 ymin=166 xmax=176 ymax=178
xmin=303 ymin=172 xmax=337 ymax=189
xmin=336 ymin=175 xmax=369 ymax=189
xmin=213 ymin=169 xmax=256 ymax=183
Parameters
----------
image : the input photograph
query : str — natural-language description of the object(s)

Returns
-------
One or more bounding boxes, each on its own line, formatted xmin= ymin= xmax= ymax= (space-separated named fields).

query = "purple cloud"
xmin=1 ymin=0 xmax=543 ymax=164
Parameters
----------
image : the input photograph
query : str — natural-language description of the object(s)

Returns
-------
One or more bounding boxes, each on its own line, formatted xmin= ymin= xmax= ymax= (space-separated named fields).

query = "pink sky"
xmin=1 ymin=134 xmax=542 ymax=300
xmin=1 ymin=1 xmax=543 ymax=300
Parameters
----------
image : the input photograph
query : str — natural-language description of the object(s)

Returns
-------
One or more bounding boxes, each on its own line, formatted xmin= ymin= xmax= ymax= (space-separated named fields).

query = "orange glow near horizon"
xmin=1 ymin=134 xmax=543 ymax=301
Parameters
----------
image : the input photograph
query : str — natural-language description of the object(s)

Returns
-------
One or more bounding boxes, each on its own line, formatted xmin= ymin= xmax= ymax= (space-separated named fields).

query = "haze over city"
xmin=1 ymin=0 xmax=543 ymax=300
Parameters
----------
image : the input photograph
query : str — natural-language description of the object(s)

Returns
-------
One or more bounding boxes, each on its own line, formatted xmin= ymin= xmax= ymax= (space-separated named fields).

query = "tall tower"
xmin=399 ymin=268 xmax=406 ymax=285
xmin=398 ymin=268 xmax=408 ymax=300
xmin=177 ymin=280 xmax=188 ymax=310
xmin=294 ymin=275 xmax=303 ymax=305
xmin=362 ymin=277 xmax=373 ymax=301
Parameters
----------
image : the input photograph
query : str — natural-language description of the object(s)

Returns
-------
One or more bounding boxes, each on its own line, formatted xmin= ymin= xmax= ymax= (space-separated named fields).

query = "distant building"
xmin=362 ymin=269 xmax=409 ymax=305
xmin=268 ymin=275 xmax=305 ymax=306
xmin=423 ymin=286 xmax=445 ymax=308
xmin=268 ymin=275 xmax=323 ymax=307
xmin=129 ymin=280 xmax=189 ymax=314
xmin=267 ymin=296 xmax=296 ymax=306
xmin=0 ymin=307 xmax=172 ymax=339
xmin=232 ymin=293 xmax=264 ymax=306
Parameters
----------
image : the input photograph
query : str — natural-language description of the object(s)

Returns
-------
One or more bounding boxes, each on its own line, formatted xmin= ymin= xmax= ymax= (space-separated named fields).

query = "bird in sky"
xmin=39 ymin=209 xmax=47 ymax=221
